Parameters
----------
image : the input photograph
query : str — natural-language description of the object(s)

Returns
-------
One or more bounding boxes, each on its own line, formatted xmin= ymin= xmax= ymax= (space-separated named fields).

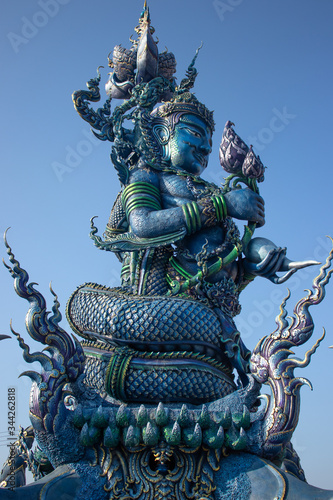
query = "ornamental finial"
xmin=135 ymin=0 xmax=154 ymax=41
xmin=142 ymin=0 xmax=148 ymax=17
xmin=105 ymin=3 xmax=176 ymax=99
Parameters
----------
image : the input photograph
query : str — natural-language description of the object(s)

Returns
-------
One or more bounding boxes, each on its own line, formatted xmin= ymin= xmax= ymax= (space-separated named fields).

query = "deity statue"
xmin=66 ymin=42 xmax=317 ymax=402
xmin=0 ymin=3 xmax=332 ymax=499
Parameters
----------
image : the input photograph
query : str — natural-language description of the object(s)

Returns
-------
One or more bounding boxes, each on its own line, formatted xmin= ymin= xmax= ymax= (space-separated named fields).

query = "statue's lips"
xmin=193 ymin=152 xmax=208 ymax=168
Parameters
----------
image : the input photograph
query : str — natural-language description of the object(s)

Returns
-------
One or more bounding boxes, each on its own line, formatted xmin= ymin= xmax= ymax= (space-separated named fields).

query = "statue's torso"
xmin=158 ymin=170 xmax=239 ymax=283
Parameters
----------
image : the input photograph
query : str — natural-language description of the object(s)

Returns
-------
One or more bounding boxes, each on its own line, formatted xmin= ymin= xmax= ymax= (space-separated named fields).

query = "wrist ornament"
xmin=200 ymin=194 xmax=227 ymax=227
xmin=181 ymin=201 xmax=202 ymax=235
xmin=211 ymin=194 xmax=227 ymax=222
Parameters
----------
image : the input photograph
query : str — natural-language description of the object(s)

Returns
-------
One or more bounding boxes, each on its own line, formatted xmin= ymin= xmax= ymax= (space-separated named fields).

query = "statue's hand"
xmin=223 ymin=188 xmax=265 ymax=227
xmin=243 ymin=247 xmax=297 ymax=284
xmin=243 ymin=237 xmax=321 ymax=284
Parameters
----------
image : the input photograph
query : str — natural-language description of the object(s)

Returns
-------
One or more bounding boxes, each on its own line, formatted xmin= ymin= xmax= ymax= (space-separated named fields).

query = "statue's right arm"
xmin=126 ymin=168 xmax=189 ymax=239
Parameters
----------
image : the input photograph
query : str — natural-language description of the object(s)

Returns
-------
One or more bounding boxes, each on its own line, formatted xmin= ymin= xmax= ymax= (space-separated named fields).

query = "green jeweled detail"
xmin=168 ymin=256 xmax=193 ymax=280
xmin=122 ymin=181 xmax=162 ymax=218
xmin=181 ymin=201 xmax=201 ymax=235
xmin=211 ymin=194 xmax=227 ymax=222
xmin=105 ymin=349 xmax=134 ymax=401
xmin=120 ymin=264 xmax=130 ymax=276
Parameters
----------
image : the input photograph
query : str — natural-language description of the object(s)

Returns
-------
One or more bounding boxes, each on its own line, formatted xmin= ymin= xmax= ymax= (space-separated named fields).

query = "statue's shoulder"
xmin=128 ymin=160 xmax=161 ymax=188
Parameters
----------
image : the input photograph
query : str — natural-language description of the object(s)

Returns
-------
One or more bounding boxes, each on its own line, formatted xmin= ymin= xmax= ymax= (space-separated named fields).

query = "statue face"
xmin=167 ymin=114 xmax=213 ymax=176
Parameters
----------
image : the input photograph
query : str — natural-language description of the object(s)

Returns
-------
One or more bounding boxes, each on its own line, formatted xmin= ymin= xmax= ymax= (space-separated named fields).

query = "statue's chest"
xmin=159 ymin=174 xmax=209 ymax=205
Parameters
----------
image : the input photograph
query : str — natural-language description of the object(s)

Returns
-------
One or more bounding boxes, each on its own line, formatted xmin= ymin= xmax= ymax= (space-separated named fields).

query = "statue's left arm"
xmin=223 ymin=188 xmax=265 ymax=227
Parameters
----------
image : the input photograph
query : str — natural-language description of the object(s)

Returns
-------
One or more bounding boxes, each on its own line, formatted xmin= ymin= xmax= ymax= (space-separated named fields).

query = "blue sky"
xmin=1 ymin=0 xmax=332 ymax=489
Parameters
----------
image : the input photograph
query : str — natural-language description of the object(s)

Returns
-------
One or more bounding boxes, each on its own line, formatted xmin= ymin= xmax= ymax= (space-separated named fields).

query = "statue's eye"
xmin=185 ymin=127 xmax=201 ymax=138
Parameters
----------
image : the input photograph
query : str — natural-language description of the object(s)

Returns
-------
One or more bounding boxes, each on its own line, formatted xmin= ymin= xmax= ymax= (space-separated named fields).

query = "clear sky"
xmin=1 ymin=0 xmax=333 ymax=490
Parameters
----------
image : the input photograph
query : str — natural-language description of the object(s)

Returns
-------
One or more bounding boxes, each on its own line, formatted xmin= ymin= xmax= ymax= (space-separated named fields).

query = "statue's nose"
xmin=199 ymin=142 xmax=212 ymax=155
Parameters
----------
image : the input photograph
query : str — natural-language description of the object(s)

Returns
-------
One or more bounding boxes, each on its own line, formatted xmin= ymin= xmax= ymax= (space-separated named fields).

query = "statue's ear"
xmin=152 ymin=122 xmax=170 ymax=146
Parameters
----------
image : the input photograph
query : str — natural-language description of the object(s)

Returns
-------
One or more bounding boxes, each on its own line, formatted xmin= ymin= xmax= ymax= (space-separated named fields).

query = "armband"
xmin=211 ymin=194 xmax=227 ymax=222
xmin=122 ymin=182 xmax=162 ymax=219
xmin=181 ymin=201 xmax=202 ymax=234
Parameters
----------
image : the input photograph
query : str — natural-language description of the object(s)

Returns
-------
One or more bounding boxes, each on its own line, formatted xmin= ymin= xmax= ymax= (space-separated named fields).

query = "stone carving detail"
xmin=0 ymin=2 xmax=332 ymax=499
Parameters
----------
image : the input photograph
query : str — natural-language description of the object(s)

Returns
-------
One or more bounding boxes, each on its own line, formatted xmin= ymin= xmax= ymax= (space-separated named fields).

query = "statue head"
xmin=150 ymin=92 xmax=215 ymax=176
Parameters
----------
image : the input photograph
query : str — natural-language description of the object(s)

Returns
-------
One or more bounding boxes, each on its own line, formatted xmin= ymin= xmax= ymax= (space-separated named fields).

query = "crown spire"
xmin=141 ymin=0 xmax=149 ymax=18
xmin=135 ymin=0 xmax=154 ymax=41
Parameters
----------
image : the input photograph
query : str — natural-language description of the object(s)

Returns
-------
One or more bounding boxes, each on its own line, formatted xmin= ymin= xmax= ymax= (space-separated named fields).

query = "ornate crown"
xmin=105 ymin=2 xmax=214 ymax=131
xmin=151 ymin=91 xmax=215 ymax=132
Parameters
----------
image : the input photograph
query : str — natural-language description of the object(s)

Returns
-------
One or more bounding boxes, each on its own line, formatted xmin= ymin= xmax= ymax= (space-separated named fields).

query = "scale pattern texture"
xmin=67 ymin=284 xmax=224 ymax=346
xmin=83 ymin=352 xmax=235 ymax=402
xmin=124 ymin=366 xmax=235 ymax=402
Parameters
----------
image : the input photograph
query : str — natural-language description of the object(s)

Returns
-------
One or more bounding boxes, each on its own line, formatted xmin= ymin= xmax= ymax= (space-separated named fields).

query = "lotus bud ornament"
xmin=219 ymin=120 xmax=249 ymax=174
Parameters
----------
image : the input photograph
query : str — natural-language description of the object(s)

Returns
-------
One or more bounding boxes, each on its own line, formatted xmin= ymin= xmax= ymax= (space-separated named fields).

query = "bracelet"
xmin=122 ymin=182 xmax=162 ymax=219
xmin=181 ymin=201 xmax=201 ymax=234
xmin=211 ymin=194 xmax=227 ymax=222
xmin=200 ymin=194 xmax=227 ymax=227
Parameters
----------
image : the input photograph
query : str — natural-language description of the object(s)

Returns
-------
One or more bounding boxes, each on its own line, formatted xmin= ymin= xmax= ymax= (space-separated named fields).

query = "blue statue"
xmin=0 ymin=3 xmax=332 ymax=499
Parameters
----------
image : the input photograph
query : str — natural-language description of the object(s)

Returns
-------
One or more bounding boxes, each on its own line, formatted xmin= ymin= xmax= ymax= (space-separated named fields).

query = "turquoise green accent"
xmin=181 ymin=203 xmax=192 ymax=234
xmin=105 ymin=351 xmax=133 ymax=401
xmin=211 ymin=194 xmax=227 ymax=222
xmin=241 ymin=222 xmax=255 ymax=251
xmin=168 ymin=242 xmax=243 ymax=295
xmin=181 ymin=201 xmax=201 ymax=234
xmin=122 ymin=181 xmax=162 ymax=218
xmin=122 ymin=182 xmax=161 ymax=205
xmin=169 ymin=256 xmax=193 ymax=280
xmin=187 ymin=202 xmax=201 ymax=232
xmin=222 ymin=172 xmax=259 ymax=195
xmin=120 ymin=264 xmax=130 ymax=276
xmin=125 ymin=198 xmax=161 ymax=218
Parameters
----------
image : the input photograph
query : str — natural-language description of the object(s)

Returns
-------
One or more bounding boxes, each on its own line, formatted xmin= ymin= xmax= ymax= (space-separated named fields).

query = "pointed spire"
xmin=141 ymin=0 xmax=150 ymax=21
xmin=135 ymin=0 xmax=154 ymax=42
